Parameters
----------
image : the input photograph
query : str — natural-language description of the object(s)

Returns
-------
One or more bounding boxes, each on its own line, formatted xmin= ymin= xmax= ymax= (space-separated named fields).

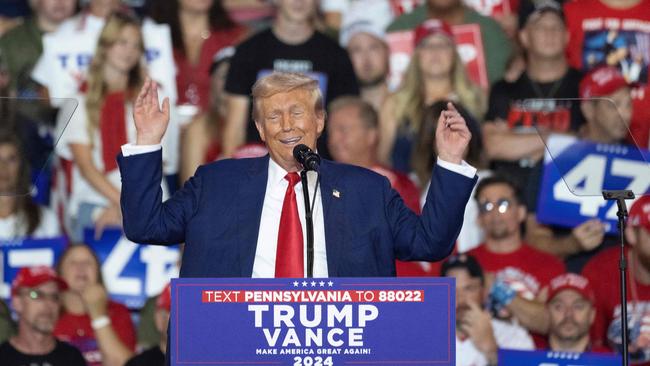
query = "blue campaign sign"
xmin=84 ymin=228 xmax=180 ymax=309
xmin=171 ymin=277 xmax=455 ymax=366
xmin=537 ymin=135 xmax=650 ymax=234
xmin=0 ymin=236 xmax=67 ymax=299
xmin=499 ymin=349 xmax=620 ymax=366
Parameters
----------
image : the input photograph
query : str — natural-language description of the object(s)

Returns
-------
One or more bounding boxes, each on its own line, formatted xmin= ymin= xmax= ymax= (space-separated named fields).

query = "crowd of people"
xmin=0 ymin=0 xmax=649 ymax=365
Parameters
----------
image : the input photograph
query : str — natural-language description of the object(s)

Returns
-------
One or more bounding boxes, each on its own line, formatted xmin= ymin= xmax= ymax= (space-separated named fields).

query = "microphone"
xmin=293 ymin=144 xmax=321 ymax=172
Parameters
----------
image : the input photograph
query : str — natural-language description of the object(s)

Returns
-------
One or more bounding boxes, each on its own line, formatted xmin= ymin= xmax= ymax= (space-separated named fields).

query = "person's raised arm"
xmin=82 ymin=284 xmax=134 ymax=366
xmin=377 ymin=96 xmax=397 ymax=165
xmin=391 ymin=103 xmax=477 ymax=261
xmin=525 ymin=214 xmax=605 ymax=258
xmin=221 ymin=94 xmax=249 ymax=157
xmin=119 ymin=78 xmax=202 ymax=245
xmin=482 ymin=119 xmax=547 ymax=162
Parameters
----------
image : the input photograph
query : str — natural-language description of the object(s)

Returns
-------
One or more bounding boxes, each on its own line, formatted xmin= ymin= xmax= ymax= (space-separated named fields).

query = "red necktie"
xmin=275 ymin=173 xmax=304 ymax=277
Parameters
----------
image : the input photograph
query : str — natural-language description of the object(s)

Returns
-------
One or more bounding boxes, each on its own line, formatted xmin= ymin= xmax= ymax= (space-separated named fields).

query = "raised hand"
xmin=435 ymin=102 xmax=472 ymax=164
xmin=460 ymin=301 xmax=498 ymax=358
xmin=133 ymin=78 xmax=170 ymax=145
xmin=571 ymin=218 xmax=605 ymax=251
xmin=80 ymin=283 xmax=109 ymax=319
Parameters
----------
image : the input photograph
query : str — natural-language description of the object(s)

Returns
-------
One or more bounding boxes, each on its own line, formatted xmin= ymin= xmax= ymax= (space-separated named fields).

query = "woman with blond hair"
xmin=55 ymin=13 xmax=151 ymax=241
xmin=379 ymin=19 xmax=486 ymax=174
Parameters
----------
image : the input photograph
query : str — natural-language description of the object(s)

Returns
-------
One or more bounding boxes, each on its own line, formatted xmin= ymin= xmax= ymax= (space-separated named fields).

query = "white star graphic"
xmin=310 ymin=281 xmax=317 ymax=287
xmin=327 ymin=281 xmax=334 ymax=287
xmin=293 ymin=281 xmax=299 ymax=287
xmin=319 ymin=281 xmax=325 ymax=287
xmin=302 ymin=281 xmax=308 ymax=287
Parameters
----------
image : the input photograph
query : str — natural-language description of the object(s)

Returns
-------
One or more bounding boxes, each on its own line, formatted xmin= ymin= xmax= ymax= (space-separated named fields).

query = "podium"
xmin=170 ymin=277 xmax=455 ymax=365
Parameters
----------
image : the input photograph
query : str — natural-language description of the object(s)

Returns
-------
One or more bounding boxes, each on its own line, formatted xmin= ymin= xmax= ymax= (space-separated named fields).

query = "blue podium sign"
xmin=499 ymin=349 xmax=620 ymax=366
xmin=170 ymin=277 xmax=455 ymax=365
xmin=537 ymin=135 xmax=650 ymax=234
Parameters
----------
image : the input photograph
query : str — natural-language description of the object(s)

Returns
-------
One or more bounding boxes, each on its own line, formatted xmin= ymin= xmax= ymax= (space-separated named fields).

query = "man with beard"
xmin=582 ymin=196 xmax=650 ymax=364
xmin=467 ymin=176 xmax=565 ymax=345
xmin=0 ymin=266 xmax=86 ymax=366
xmin=339 ymin=1 xmax=392 ymax=112
xmin=441 ymin=254 xmax=533 ymax=366
xmin=546 ymin=273 xmax=611 ymax=352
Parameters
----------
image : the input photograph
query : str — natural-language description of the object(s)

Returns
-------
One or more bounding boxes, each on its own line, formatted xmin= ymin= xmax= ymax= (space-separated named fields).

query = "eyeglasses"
xmin=19 ymin=289 xmax=60 ymax=303
xmin=478 ymin=198 xmax=513 ymax=214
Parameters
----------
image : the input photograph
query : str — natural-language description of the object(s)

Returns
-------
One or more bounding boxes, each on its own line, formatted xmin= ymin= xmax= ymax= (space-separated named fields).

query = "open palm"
xmin=134 ymin=78 xmax=170 ymax=145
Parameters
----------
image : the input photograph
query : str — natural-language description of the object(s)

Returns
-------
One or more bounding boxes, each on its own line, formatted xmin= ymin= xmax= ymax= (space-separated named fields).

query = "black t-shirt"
xmin=125 ymin=346 xmax=164 ymax=366
xmin=0 ymin=339 xmax=87 ymax=366
xmin=484 ymin=68 xmax=584 ymax=208
xmin=225 ymin=28 xmax=360 ymax=158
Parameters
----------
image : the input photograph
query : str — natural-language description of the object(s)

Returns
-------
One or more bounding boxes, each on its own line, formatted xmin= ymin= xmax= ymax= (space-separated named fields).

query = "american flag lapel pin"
xmin=332 ymin=189 xmax=341 ymax=198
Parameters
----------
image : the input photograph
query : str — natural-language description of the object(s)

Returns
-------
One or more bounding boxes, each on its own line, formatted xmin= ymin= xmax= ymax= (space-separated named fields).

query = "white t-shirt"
xmin=56 ymin=94 xmax=172 ymax=217
xmin=37 ymin=14 xmax=180 ymax=175
xmin=32 ymin=14 xmax=177 ymax=104
xmin=0 ymin=207 xmax=60 ymax=240
xmin=457 ymin=318 xmax=535 ymax=366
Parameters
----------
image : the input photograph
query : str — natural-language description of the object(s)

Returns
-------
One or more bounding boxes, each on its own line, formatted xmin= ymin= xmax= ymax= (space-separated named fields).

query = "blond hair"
xmin=391 ymin=41 xmax=486 ymax=133
xmin=85 ymin=13 xmax=145 ymax=141
xmin=251 ymin=72 xmax=324 ymax=122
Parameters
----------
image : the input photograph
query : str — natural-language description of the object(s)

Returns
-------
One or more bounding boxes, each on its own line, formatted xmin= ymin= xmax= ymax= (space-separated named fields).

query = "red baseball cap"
xmin=579 ymin=66 xmax=629 ymax=99
xmin=156 ymin=283 xmax=172 ymax=311
xmin=547 ymin=273 xmax=595 ymax=304
xmin=413 ymin=19 xmax=454 ymax=47
xmin=11 ymin=266 xmax=68 ymax=296
xmin=629 ymin=196 xmax=650 ymax=231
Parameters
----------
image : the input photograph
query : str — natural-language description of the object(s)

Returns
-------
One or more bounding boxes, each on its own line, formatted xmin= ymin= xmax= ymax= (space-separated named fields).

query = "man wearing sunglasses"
xmin=0 ymin=266 xmax=86 ymax=366
xmin=467 ymin=176 xmax=566 ymax=346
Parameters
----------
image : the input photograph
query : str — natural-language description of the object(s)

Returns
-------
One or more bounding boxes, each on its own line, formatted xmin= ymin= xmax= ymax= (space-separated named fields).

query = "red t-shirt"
xmin=175 ymin=26 xmax=246 ymax=111
xmin=582 ymin=246 xmax=650 ymax=365
xmin=54 ymin=301 xmax=136 ymax=366
xmin=564 ymin=0 xmax=650 ymax=149
xmin=469 ymin=243 xmax=566 ymax=347
xmin=564 ymin=0 xmax=650 ymax=72
xmin=629 ymin=86 xmax=650 ymax=149
xmin=468 ymin=243 xmax=566 ymax=299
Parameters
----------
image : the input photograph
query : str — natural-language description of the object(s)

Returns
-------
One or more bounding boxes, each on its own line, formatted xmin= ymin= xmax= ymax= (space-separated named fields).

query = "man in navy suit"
xmin=118 ymin=72 xmax=477 ymax=278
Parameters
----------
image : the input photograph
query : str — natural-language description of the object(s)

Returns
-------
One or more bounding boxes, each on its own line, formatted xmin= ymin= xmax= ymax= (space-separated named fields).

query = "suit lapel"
xmin=320 ymin=160 xmax=344 ymax=277
xmin=237 ymin=156 xmax=269 ymax=277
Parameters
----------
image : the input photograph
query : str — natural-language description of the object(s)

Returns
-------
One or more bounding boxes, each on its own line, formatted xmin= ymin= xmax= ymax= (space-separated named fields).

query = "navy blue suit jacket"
xmin=118 ymin=151 xmax=476 ymax=277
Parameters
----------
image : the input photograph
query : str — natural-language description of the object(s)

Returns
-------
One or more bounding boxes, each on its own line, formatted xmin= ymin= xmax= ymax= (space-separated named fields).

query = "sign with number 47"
xmin=537 ymin=135 xmax=650 ymax=234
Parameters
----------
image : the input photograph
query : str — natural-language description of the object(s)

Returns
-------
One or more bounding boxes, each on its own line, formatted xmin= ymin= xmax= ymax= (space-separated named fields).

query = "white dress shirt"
xmin=252 ymin=158 xmax=328 ymax=278
xmin=121 ymin=143 xmax=477 ymax=278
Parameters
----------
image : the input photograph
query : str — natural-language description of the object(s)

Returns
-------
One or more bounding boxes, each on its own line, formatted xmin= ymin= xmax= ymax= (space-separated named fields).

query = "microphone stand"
xmin=602 ymin=189 xmax=635 ymax=366
xmin=300 ymin=170 xmax=317 ymax=278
